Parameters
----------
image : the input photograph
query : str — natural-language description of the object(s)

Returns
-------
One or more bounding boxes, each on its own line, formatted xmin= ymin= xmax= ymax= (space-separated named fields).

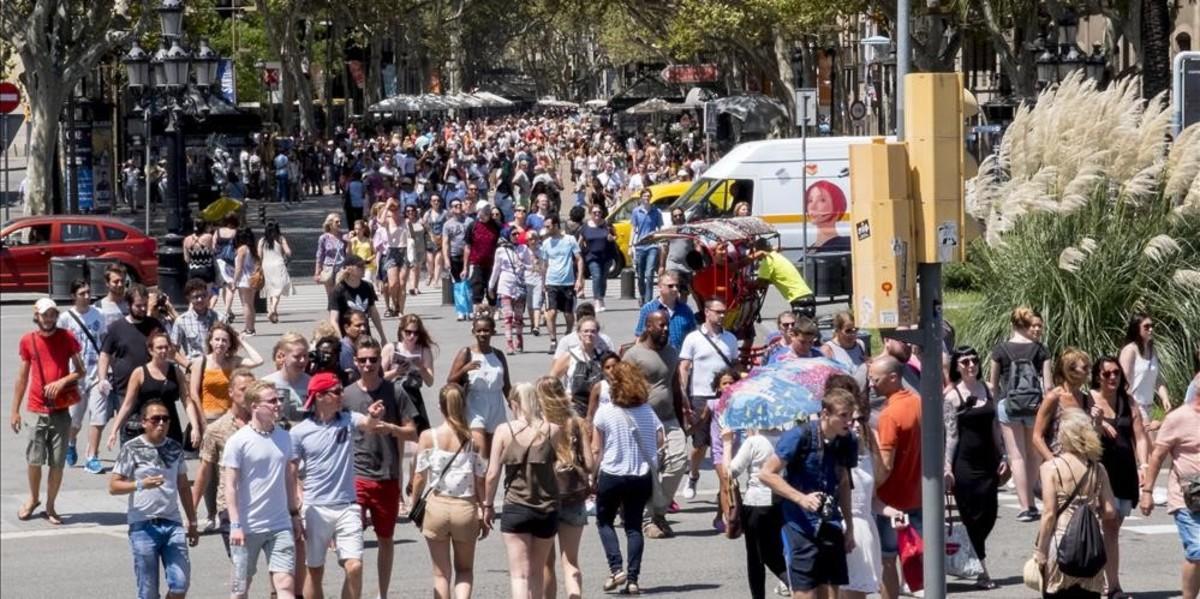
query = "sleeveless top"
xmin=465 ymin=349 xmax=504 ymax=402
xmin=199 ymin=361 xmax=232 ymax=418
xmin=1097 ymin=391 xmax=1138 ymax=501
xmin=502 ymin=422 xmax=559 ymax=512
xmin=952 ymin=386 xmax=1001 ymax=478
xmin=827 ymin=340 xmax=867 ymax=368
xmin=1047 ymin=389 xmax=1093 ymax=455
xmin=426 ymin=209 xmax=448 ymax=236
xmin=136 ymin=364 xmax=184 ymax=442
xmin=187 ymin=239 xmax=214 ymax=269
xmin=1129 ymin=350 xmax=1160 ymax=409
xmin=214 ymin=231 xmax=236 ymax=263
xmin=850 ymin=447 xmax=876 ymax=519
xmin=417 ymin=428 xmax=483 ymax=499
xmin=1044 ymin=458 xmax=1106 ymax=594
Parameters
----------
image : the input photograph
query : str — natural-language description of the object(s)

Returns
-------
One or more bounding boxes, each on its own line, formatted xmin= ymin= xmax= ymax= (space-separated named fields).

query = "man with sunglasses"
xmin=343 ymin=338 xmax=419 ymax=598
xmin=678 ymin=299 xmax=739 ymax=501
xmin=171 ymin=278 xmax=219 ymax=368
xmin=769 ymin=317 xmax=824 ymax=364
xmin=290 ymin=372 xmax=397 ymax=599
xmin=633 ymin=272 xmax=695 ymax=352
xmin=223 ymin=381 xmax=302 ymax=599
xmin=110 ymin=399 xmax=201 ymax=599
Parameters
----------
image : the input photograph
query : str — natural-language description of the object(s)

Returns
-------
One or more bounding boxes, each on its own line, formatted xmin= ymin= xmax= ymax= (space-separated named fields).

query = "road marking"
xmin=1 ymin=523 xmax=128 ymax=541
xmin=1123 ymin=524 xmax=1178 ymax=535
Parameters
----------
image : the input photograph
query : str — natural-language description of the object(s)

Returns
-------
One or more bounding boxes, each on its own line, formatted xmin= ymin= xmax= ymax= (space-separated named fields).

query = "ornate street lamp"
xmin=1035 ymin=39 xmax=1057 ymax=88
xmin=158 ymin=0 xmax=184 ymax=39
xmin=194 ymin=39 xmax=219 ymax=89
xmin=161 ymin=40 xmax=191 ymax=89
xmin=123 ymin=41 xmax=151 ymax=89
xmin=1086 ymin=43 xmax=1106 ymax=83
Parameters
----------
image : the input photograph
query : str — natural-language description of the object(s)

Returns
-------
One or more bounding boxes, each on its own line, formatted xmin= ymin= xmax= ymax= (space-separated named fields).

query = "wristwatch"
xmin=135 ymin=479 xmax=144 ymax=492
xmin=230 ymin=522 xmax=242 ymax=530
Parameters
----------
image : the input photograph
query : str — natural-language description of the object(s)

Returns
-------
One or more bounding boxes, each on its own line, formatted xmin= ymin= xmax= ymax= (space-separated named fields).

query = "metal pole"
xmin=3 ymin=115 xmax=9 ymax=222
xmin=801 ymin=101 xmax=808 ymax=255
xmin=145 ymin=108 xmax=152 ymax=233
xmin=896 ymin=0 xmax=910 ymax=140
xmin=918 ymin=261 xmax=946 ymax=599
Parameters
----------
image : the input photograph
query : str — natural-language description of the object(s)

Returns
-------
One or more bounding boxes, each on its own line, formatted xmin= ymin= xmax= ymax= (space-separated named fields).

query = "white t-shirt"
xmin=679 ymin=327 xmax=738 ymax=398
xmin=223 ymin=424 xmax=293 ymax=533
xmin=58 ymin=306 xmax=104 ymax=384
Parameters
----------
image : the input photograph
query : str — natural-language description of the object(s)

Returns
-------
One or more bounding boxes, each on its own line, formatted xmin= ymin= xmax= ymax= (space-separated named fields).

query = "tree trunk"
xmin=773 ymin=27 xmax=797 ymax=134
xmin=366 ymin=33 xmax=383 ymax=106
xmin=282 ymin=55 xmax=315 ymax=136
xmin=22 ymin=84 xmax=68 ymax=215
xmin=446 ymin=24 xmax=463 ymax=94
xmin=1140 ymin=0 xmax=1171 ymax=99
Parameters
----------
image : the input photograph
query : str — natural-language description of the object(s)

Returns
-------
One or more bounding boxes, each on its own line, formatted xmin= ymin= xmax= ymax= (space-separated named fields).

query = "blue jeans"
xmin=587 ymin=259 xmax=609 ymax=301
xmin=633 ymin=246 xmax=659 ymax=303
xmin=129 ymin=519 xmax=191 ymax=599
xmin=494 ymin=193 xmax=514 ymax=222
xmin=275 ymin=175 xmax=289 ymax=203
xmin=596 ymin=472 xmax=653 ymax=583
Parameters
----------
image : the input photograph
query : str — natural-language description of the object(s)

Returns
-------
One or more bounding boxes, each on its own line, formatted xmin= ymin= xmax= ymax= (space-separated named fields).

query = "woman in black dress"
xmin=1089 ymin=356 xmax=1149 ymax=599
xmin=944 ymin=346 xmax=1008 ymax=589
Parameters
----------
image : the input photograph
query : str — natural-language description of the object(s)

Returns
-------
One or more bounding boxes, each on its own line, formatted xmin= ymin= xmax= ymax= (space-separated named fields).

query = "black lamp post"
xmin=123 ymin=0 xmax=222 ymax=235
xmin=1033 ymin=11 xmax=1107 ymax=91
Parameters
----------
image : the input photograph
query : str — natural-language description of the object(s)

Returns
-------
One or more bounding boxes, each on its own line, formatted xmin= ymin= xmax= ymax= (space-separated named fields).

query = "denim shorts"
xmin=129 ymin=519 xmax=191 ymax=599
xmin=559 ymin=500 xmax=589 ymax=527
xmin=996 ymin=398 xmax=1036 ymax=427
xmin=1175 ymin=509 xmax=1200 ymax=562
xmin=230 ymin=528 xmax=295 ymax=593
xmin=875 ymin=509 xmax=923 ymax=557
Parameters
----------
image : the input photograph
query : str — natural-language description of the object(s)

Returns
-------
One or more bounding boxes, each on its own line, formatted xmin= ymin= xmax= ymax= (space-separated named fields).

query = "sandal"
xmin=603 ymin=571 xmax=627 ymax=592
xmin=17 ymin=500 xmax=40 ymax=521
xmin=975 ymin=575 xmax=997 ymax=590
xmin=621 ymin=582 xmax=641 ymax=595
xmin=45 ymin=509 xmax=63 ymax=526
xmin=268 ymin=312 xmax=278 ymax=324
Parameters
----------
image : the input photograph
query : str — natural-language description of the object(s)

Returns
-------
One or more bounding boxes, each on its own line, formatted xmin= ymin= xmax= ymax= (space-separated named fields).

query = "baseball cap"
xmin=34 ymin=298 xmax=59 ymax=315
xmin=305 ymin=372 xmax=341 ymax=409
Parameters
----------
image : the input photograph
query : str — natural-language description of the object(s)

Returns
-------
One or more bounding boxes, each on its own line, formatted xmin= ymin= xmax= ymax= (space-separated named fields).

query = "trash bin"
xmin=87 ymin=258 xmax=122 ymax=299
xmin=156 ymin=236 xmax=188 ymax=308
xmin=803 ymin=252 xmax=852 ymax=297
xmin=48 ymin=256 xmax=89 ymax=302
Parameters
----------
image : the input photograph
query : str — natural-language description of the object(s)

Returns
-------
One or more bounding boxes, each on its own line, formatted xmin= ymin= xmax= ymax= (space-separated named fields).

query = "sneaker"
xmin=683 ymin=476 xmax=698 ymax=500
xmin=775 ymin=581 xmax=791 ymax=596
xmin=203 ymin=517 xmax=219 ymax=533
xmin=586 ymin=498 xmax=596 ymax=516
xmin=84 ymin=457 xmax=103 ymax=474
xmin=667 ymin=501 xmax=681 ymax=514
xmin=66 ymin=443 xmax=78 ymax=467
xmin=1016 ymin=509 xmax=1039 ymax=522
xmin=603 ymin=571 xmax=628 ymax=592
xmin=549 ymin=340 xmax=557 ymax=354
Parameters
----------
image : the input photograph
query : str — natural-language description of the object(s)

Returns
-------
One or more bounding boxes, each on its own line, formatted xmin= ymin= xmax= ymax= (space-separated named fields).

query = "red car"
xmin=0 ymin=216 xmax=158 ymax=293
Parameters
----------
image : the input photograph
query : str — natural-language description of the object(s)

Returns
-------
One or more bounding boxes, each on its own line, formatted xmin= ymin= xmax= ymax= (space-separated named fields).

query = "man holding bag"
xmin=759 ymin=389 xmax=857 ymax=599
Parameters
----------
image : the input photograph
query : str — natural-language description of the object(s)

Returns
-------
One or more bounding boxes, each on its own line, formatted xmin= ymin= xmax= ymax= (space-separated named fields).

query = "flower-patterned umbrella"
xmin=716 ymin=357 xmax=853 ymax=430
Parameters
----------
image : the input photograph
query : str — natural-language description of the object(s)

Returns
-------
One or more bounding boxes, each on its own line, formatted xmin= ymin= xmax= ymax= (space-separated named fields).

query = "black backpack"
xmin=999 ymin=343 xmax=1044 ymax=417
xmin=1053 ymin=462 xmax=1107 ymax=578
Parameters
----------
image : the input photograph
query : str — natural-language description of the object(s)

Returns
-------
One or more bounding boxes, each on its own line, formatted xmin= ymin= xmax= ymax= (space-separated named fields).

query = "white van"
xmin=671 ymin=137 xmax=870 ymax=262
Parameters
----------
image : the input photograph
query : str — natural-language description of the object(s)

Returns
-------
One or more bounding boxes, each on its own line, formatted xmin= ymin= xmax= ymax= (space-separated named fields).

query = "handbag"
xmin=249 ymin=266 xmax=265 ymax=291
xmin=945 ymin=493 xmax=984 ymax=579
xmin=410 ymin=437 xmax=467 ymax=529
xmin=722 ymin=478 xmax=744 ymax=539
xmin=897 ymin=523 xmax=925 ymax=592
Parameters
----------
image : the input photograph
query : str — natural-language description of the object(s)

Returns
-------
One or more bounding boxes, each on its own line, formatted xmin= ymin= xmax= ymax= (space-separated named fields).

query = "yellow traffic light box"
xmin=849 ymin=138 xmax=917 ymax=329
xmin=905 ymin=73 xmax=964 ymax=263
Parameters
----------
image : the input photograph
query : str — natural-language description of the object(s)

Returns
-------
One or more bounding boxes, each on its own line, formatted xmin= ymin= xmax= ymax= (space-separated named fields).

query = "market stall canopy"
xmin=536 ymin=97 xmax=579 ymax=108
xmin=624 ymin=97 xmax=688 ymax=114
xmin=472 ymin=91 xmax=514 ymax=106
xmin=683 ymin=86 xmax=719 ymax=107
xmin=711 ymin=94 xmax=789 ymax=132
xmin=367 ymin=94 xmax=424 ymax=113
xmin=584 ymin=99 xmax=608 ymax=108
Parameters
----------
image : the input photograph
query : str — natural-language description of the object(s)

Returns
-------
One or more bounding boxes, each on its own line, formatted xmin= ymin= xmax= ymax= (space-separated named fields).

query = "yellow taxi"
xmin=605 ymin=181 xmax=691 ymax=276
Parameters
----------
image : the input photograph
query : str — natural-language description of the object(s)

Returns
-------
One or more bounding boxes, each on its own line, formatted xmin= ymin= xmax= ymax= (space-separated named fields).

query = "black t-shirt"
xmin=102 ymin=317 xmax=165 ymax=395
xmin=342 ymin=378 xmax=417 ymax=481
xmin=328 ymin=279 xmax=378 ymax=335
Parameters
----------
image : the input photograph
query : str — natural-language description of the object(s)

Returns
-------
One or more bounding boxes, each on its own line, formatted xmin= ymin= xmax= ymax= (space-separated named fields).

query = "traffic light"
xmin=905 ymin=73 xmax=964 ymax=264
xmin=849 ymin=138 xmax=917 ymax=329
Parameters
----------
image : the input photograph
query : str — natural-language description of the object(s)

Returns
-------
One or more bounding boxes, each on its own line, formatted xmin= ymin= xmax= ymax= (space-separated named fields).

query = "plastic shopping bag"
xmin=945 ymin=495 xmax=985 ymax=579
xmin=453 ymin=280 xmax=473 ymax=316
xmin=897 ymin=524 xmax=925 ymax=592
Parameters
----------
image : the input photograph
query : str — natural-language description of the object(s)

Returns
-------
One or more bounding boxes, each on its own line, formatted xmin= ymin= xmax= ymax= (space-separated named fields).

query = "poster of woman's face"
xmin=805 ymin=180 xmax=850 ymax=251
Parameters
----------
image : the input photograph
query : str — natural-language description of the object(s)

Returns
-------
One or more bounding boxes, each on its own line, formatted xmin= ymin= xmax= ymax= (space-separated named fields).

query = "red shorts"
xmin=355 ymin=478 xmax=400 ymax=538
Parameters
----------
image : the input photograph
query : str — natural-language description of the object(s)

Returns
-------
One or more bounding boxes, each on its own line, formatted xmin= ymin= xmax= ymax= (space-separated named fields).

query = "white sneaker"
xmin=1153 ymin=486 xmax=1168 ymax=506
xmin=683 ymin=476 xmax=698 ymax=500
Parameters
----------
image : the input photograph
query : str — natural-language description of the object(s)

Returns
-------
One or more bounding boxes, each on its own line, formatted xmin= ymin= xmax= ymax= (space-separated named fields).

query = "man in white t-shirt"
xmin=57 ymin=278 xmax=105 ymax=470
xmin=677 ymin=299 xmax=737 ymax=500
xmin=223 ymin=381 xmax=301 ymax=599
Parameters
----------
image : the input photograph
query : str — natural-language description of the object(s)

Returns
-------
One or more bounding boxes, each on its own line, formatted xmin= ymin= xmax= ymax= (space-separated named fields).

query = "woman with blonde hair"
xmin=1034 ymin=348 xmax=1097 ymax=463
xmin=1032 ymin=408 xmax=1117 ymax=599
xmin=483 ymin=383 xmax=563 ymax=599
xmin=991 ymin=306 xmax=1054 ymax=522
xmin=412 ymin=384 xmax=490 ymax=599
xmin=536 ymin=376 xmax=595 ymax=599
xmin=315 ymin=213 xmax=347 ymax=301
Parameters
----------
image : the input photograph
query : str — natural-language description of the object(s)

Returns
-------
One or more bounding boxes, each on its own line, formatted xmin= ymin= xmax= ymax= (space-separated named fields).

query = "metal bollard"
xmin=442 ymin=275 xmax=454 ymax=306
xmin=619 ymin=268 xmax=635 ymax=300
xmin=258 ymin=203 xmax=267 ymax=224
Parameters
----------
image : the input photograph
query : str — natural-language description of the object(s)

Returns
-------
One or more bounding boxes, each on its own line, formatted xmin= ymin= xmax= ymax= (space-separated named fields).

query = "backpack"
xmin=999 ymin=343 xmax=1044 ymax=417
xmin=567 ymin=348 xmax=603 ymax=403
xmin=1053 ymin=462 xmax=1107 ymax=578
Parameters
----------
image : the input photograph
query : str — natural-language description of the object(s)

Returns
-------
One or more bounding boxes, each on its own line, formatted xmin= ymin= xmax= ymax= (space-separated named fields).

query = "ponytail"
xmin=439 ymin=384 xmax=471 ymax=444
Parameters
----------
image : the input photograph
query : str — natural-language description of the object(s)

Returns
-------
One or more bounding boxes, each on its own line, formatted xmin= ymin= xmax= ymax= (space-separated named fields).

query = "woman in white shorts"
xmin=447 ymin=315 xmax=511 ymax=461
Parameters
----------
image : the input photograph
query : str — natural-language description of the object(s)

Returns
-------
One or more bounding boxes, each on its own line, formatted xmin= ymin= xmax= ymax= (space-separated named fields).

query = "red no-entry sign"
xmin=0 ymin=82 xmax=21 ymax=114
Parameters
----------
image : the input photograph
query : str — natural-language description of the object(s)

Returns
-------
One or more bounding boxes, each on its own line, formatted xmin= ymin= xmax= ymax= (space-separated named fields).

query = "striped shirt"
xmin=594 ymin=403 xmax=663 ymax=476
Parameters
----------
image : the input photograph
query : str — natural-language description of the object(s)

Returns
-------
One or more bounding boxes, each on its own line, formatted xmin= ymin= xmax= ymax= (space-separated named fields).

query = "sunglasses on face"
xmin=257 ymin=398 xmax=281 ymax=406
xmin=356 ymin=356 xmax=380 ymax=364
xmin=958 ymin=357 xmax=979 ymax=365
xmin=1100 ymin=369 xmax=1121 ymax=379
xmin=403 ymin=329 xmax=420 ymax=336
xmin=144 ymin=415 xmax=170 ymax=425
xmin=780 ymin=321 xmax=796 ymax=328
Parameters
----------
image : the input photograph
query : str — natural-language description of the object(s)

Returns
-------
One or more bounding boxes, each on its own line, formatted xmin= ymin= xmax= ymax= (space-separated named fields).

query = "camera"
xmin=306 ymin=348 xmax=338 ymax=375
xmin=818 ymin=492 xmax=837 ymax=521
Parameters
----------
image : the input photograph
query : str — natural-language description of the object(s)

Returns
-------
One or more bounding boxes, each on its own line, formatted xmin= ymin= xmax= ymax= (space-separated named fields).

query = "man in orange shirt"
xmin=870 ymin=356 xmax=924 ymax=599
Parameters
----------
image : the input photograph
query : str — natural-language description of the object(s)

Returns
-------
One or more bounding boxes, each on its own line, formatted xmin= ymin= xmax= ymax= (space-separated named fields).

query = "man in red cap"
xmin=291 ymin=370 xmax=403 ymax=598
xmin=12 ymin=297 xmax=85 ymax=524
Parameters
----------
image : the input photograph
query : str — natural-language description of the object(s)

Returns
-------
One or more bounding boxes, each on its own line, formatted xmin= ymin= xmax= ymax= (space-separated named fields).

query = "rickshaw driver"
xmin=751 ymin=238 xmax=816 ymax=318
